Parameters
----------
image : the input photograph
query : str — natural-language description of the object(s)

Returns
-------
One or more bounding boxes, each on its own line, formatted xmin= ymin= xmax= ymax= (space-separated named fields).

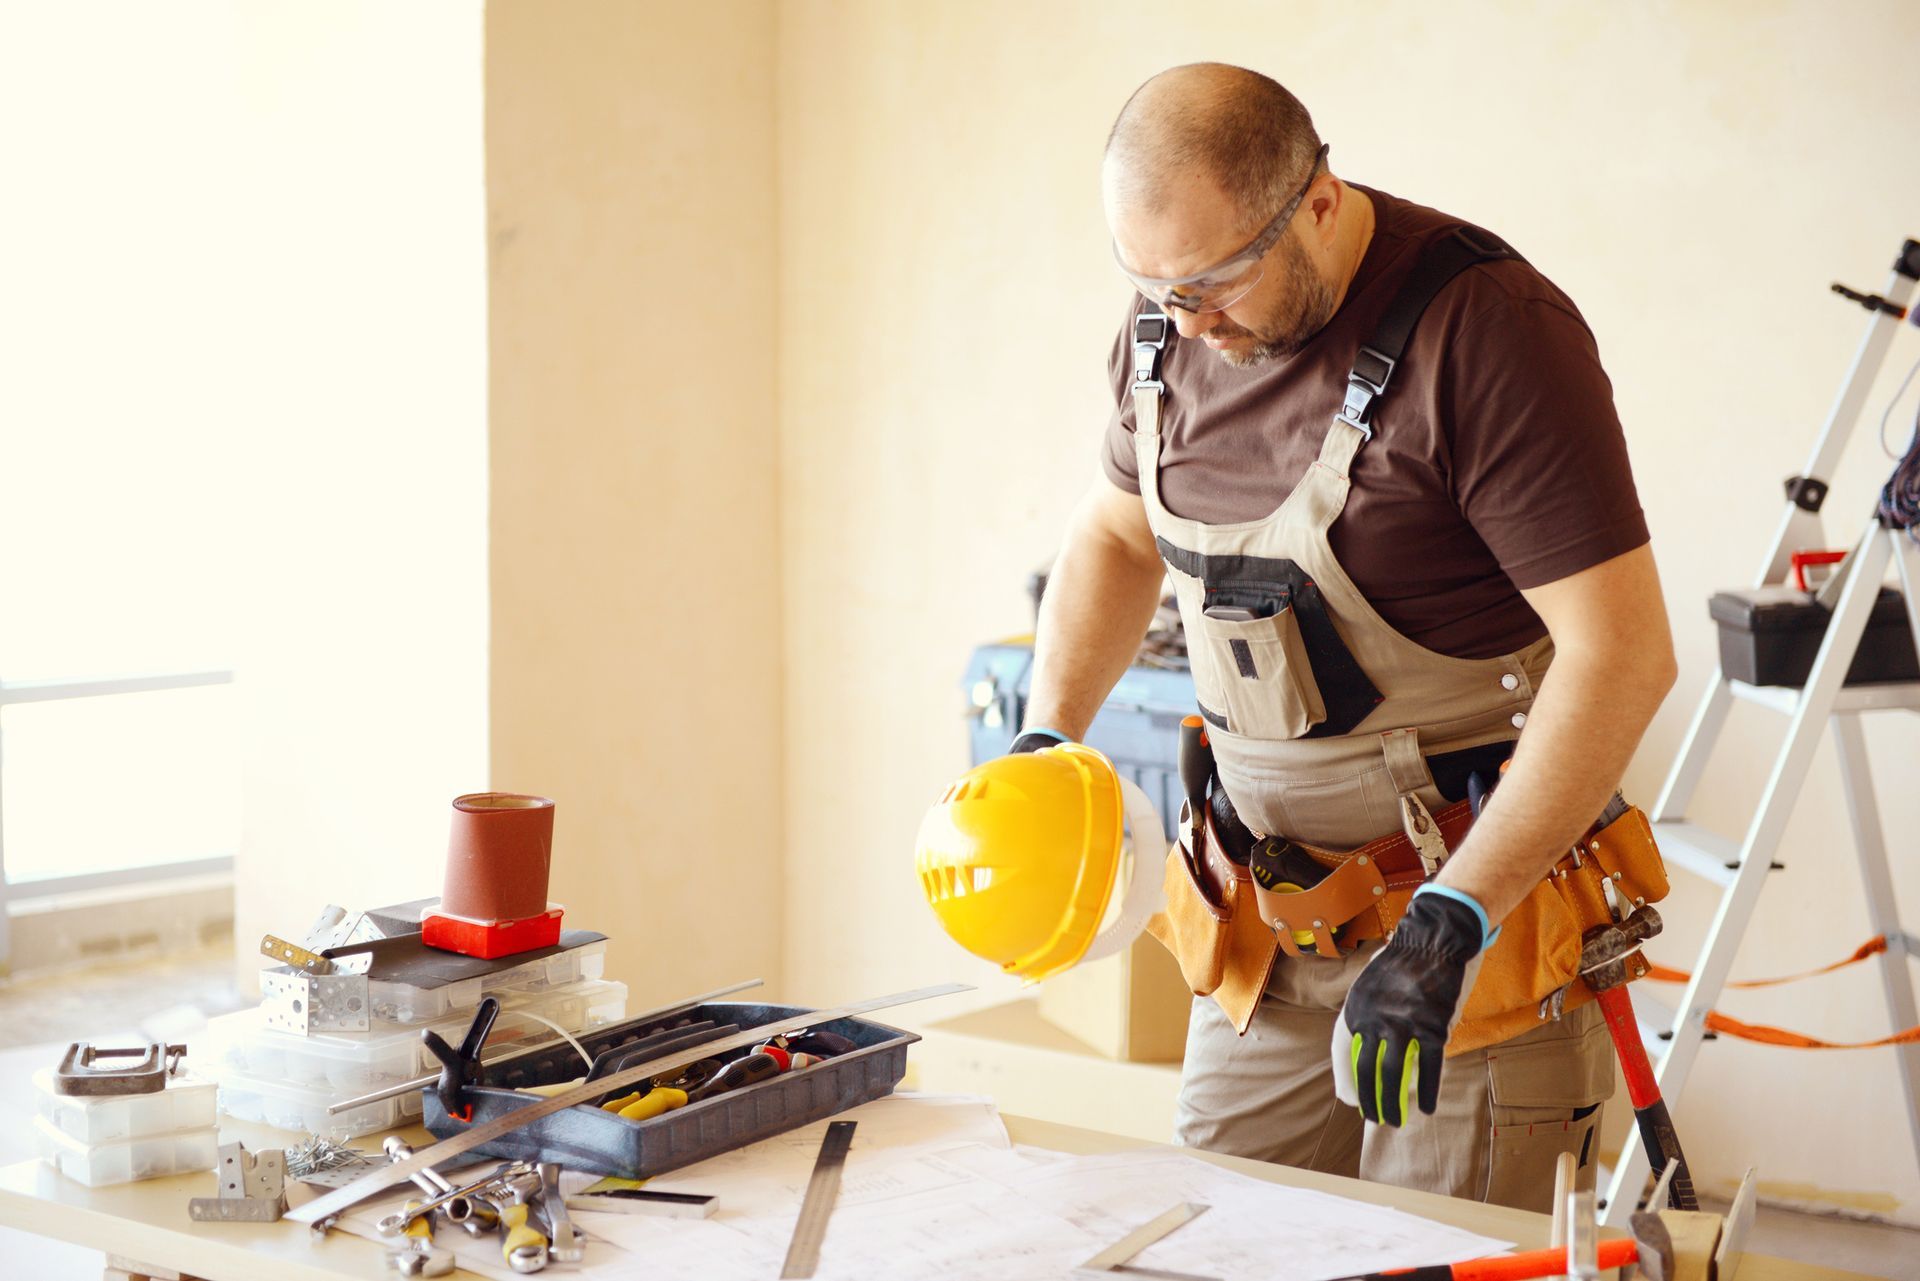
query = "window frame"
xmin=0 ymin=668 xmax=236 ymax=968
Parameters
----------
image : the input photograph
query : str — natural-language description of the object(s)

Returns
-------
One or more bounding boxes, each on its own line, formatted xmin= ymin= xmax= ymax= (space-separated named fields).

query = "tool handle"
xmin=1595 ymin=988 xmax=1699 ymax=1211
xmin=1177 ymin=716 xmax=1211 ymax=824
xmin=402 ymin=1198 xmax=432 ymax=1241
xmin=1329 ymin=1237 xmax=1637 ymax=1281
xmin=501 ymin=1200 xmax=548 ymax=1259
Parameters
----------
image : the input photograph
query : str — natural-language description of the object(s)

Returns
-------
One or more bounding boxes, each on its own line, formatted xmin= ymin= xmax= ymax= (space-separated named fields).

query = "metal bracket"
xmin=189 ymin=1143 xmax=288 ymax=1223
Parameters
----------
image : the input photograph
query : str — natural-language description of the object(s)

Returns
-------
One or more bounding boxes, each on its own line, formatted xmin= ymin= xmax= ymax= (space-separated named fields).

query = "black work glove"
xmin=1331 ymin=888 xmax=1490 ymax=1127
xmin=1009 ymin=729 xmax=1071 ymax=754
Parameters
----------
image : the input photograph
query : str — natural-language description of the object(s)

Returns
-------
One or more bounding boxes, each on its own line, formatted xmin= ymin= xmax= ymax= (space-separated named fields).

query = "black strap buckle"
xmin=1336 ymin=345 xmax=1395 ymax=436
xmin=1132 ymin=310 xmax=1168 ymax=391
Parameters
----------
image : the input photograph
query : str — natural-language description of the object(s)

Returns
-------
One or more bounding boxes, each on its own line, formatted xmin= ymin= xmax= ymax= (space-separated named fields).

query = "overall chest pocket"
xmin=1194 ymin=585 xmax=1328 ymax=740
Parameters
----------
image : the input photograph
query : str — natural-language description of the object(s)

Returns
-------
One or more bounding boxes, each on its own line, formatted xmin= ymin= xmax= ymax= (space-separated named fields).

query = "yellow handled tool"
xmin=599 ymin=1086 xmax=689 ymax=1121
xmin=402 ymin=1198 xmax=433 ymax=1243
xmin=500 ymin=1198 xmax=548 ymax=1273
xmin=490 ymin=1170 xmax=549 ymax=1274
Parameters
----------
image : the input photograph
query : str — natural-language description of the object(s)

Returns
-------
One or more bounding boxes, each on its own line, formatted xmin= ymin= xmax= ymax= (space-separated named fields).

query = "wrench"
xmin=376 ymin=1163 xmax=533 ymax=1237
xmin=537 ymin=1163 xmax=583 ymax=1263
xmin=384 ymin=1137 xmax=499 ymax=1236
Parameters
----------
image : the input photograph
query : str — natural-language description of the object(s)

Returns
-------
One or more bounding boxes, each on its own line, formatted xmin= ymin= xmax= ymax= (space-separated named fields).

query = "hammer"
xmin=1580 ymin=905 xmax=1700 ymax=1212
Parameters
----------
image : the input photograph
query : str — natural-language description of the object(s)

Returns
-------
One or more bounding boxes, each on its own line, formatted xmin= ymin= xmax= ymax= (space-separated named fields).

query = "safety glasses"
xmin=1114 ymin=144 xmax=1329 ymax=314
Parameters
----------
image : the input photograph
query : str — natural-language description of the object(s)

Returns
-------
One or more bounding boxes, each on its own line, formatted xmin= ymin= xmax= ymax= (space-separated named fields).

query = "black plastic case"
xmin=1708 ymin=586 xmax=1919 ymax=687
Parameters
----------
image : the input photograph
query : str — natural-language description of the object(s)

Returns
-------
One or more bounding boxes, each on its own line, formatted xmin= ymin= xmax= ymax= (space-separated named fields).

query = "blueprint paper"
xmin=330 ymin=1093 xmax=1511 ymax=1281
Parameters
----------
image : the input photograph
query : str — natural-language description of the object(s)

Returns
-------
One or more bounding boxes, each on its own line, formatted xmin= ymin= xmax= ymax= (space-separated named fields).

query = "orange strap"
xmin=1645 ymin=935 xmax=1888 ymax=988
xmin=1647 ymin=935 xmax=1918 ymax=1049
xmin=1703 ymin=1011 xmax=1920 ymax=1050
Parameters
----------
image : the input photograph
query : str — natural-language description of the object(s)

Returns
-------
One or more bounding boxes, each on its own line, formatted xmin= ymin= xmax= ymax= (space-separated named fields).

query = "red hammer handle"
xmin=1329 ymin=1236 xmax=1638 ymax=1281
xmin=1595 ymin=985 xmax=1699 ymax=1211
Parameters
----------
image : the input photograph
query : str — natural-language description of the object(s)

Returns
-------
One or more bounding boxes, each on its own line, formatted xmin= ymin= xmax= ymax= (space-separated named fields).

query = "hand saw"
xmin=288 ymin=981 xmax=971 ymax=1229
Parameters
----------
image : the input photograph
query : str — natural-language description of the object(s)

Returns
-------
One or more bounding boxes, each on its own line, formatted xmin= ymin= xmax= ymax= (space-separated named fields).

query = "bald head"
xmin=1104 ymin=63 xmax=1324 ymax=233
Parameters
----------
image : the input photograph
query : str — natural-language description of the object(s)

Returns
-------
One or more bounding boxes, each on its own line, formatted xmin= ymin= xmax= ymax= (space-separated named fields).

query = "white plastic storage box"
xmin=33 ymin=1070 xmax=218 ymax=1145
xmin=362 ymin=938 xmax=607 ymax=1023
xmin=34 ymin=1116 xmax=219 ymax=1188
xmin=263 ymin=937 xmax=611 ymax=1029
xmin=211 ymin=1069 xmax=419 ymax=1140
xmin=206 ymin=977 xmax=628 ymax=1096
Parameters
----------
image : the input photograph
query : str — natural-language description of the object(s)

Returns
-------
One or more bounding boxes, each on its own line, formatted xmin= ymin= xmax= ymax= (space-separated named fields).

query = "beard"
xmin=1209 ymin=230 xmax=1339 ymax=369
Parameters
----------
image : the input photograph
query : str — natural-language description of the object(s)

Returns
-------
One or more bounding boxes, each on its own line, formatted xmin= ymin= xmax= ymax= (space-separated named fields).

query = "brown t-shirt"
xmin=1103 ymin=187 xmax=1647 ymax=660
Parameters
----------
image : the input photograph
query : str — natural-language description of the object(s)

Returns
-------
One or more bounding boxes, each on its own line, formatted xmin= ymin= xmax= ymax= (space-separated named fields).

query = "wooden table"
xmin=0 ymin=1113 xmax=1874 ymax=1281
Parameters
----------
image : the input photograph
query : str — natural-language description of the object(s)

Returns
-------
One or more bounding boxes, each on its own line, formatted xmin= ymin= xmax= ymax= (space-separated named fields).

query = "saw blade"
xmin=287 ymin=981 xmax=969 ymax=1228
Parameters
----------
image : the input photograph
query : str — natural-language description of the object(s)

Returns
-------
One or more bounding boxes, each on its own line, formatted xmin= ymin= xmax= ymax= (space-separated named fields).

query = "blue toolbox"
xmin=962 ymin=638 xmax=1196 ymax=841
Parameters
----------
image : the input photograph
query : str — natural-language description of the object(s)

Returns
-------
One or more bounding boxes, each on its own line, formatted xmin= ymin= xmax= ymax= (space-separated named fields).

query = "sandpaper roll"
xmin=441 ymin=793 xmax=555 ymax=922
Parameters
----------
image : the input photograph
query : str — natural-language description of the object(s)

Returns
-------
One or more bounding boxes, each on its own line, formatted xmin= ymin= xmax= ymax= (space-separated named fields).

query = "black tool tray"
xmin=420 ymin=1002 xmax=916 ymax=1179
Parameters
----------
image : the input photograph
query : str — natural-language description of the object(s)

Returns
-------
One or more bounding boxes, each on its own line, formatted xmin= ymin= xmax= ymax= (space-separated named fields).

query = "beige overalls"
xmin=1129 ymin=293 xmax=1616 ymax=1211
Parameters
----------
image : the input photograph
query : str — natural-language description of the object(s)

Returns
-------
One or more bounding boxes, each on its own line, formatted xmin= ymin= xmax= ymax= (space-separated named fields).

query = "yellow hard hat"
xmin=915 ymin=742 xmax=1165 ymax=983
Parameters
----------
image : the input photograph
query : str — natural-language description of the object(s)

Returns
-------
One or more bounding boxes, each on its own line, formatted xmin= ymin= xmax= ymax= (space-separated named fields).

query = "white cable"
xmin=1877 ymin=351 xmax=1920 ymax=457
xmin=509 ymin=1012 xmax=594 ymax=1072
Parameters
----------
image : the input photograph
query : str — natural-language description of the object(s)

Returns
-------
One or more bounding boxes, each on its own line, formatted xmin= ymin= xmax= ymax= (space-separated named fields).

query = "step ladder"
xmin=1603 ymin=238 xmax=1920 ymax=1226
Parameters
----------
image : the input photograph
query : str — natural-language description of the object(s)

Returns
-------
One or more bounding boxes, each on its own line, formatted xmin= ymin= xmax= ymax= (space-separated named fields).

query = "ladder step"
xmin=1650 ymin=821 xmax=1739 ymax=886
xmin=1728 ymin=677 xmax=1920 ymax=715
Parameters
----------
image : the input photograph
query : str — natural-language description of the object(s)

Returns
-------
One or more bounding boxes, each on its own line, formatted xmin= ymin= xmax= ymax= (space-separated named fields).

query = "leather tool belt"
xmin=1147 ymin=791 xmax=1672 ymax=1052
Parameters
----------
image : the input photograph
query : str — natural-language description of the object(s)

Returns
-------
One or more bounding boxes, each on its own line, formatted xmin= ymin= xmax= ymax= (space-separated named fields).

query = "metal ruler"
xmin=779 ymin=1121 xmax=856 ymax=1279
xmin=1074 ymin=1202 xmax=1218 ymax=1281
xmin=288 ymin=982 xmax=969 ymax=1228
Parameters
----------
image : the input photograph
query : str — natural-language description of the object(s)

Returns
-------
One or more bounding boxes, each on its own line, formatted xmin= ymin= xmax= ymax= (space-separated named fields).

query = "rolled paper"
xmin=440 ymin=792 xmax=555 ymax=922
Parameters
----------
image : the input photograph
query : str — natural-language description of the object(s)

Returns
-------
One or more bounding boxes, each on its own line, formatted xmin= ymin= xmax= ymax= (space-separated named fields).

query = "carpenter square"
xmin=1075 ymin=1202 xmax=1219 ymax=1281
xmin=289 ymin=981 xmax=970 ymax=1228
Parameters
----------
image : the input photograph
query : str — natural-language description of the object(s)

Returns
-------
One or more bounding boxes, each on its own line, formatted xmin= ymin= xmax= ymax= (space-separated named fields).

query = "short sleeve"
xmin=1445 ymin=299 xmax=1648 ymax=590
xmin=1101 ymin=299 xmax=1144 ymax=495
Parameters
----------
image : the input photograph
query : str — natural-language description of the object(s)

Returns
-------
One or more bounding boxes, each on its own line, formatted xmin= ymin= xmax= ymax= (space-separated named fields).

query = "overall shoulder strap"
xmin=1336 ymin=225 xmax=1520 ymax=440
xmin=1129 ymin=302 xmax=1170 ymax=437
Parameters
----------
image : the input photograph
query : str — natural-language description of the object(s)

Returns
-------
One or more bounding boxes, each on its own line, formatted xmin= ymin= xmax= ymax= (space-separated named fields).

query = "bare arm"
xmin=1021 ymin=476 xmax=1167 ymax=741
xmin=1434 ymin=543 xmax=1679 ymax=924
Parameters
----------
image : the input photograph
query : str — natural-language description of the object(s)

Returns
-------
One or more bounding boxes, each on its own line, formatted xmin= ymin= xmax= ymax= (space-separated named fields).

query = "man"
xmin=1013 ymin=63 xmax=1676 ymax=1208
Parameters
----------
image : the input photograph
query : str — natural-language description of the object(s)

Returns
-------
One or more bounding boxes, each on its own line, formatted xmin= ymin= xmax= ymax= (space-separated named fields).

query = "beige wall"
xmin=777 ymin=0 xmax=1920 ymax=1221
xmin=487 ymin=2 xmax=785 ymax=1003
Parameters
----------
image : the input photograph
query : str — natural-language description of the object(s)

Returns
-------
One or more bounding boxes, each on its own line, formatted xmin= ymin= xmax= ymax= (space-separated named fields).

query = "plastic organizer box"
xmin=334 ymin=938 xmax=606 ymax=1025
xmin=205 ymin=977 xmax=629 ymax=1095
xmin=33 ymin=1069 xmax=218 ymax=1145
xmin=34 ymin=1116 xmax=219 ymax=1188
xmin=210 ymin=1068 xmax=419 ymax=1140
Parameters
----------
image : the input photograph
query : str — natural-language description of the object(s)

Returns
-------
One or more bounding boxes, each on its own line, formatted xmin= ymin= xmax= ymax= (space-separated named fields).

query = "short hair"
xmin=1105 ymin=63 xmax=1326 ymax=232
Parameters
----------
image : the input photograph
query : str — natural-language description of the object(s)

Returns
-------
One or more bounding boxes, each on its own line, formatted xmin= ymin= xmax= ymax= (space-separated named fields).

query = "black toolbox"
xmin=1709 ymin=585 xmax=1920 ymax=687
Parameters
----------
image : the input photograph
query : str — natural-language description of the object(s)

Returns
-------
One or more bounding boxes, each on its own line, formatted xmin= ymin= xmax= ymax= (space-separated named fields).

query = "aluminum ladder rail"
xmin=1600 ymin=241 xmax=1920 ymax=1226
